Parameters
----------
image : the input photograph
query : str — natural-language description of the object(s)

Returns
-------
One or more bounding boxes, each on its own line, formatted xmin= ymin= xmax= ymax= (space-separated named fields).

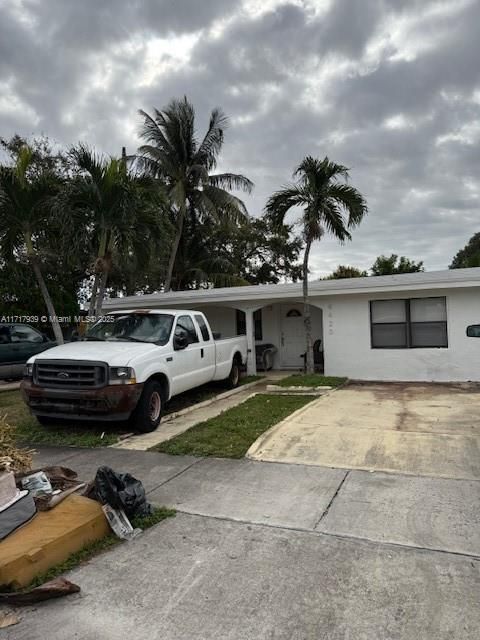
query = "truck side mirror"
xmin=174 ymin=334 xmax=188 ymax=350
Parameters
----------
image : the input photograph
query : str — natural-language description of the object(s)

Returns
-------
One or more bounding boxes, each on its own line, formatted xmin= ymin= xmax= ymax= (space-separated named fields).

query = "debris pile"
xmin=0 ymin=445 xmax=152 ymax=609
xmin=0 ymin=414 xmax=34 ymax=473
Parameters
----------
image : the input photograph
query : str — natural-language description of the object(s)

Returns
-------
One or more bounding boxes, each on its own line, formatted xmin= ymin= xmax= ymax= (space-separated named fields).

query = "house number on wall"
xmin=327 ymin=303 xmax=334 ymax=335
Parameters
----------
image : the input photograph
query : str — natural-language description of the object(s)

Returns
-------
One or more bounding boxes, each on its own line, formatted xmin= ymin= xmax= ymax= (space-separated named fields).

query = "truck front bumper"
xmin=20 ymin=380 xmax=144 ymax=422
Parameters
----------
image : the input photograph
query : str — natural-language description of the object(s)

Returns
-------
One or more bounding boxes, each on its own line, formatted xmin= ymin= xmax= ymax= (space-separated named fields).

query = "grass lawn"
xmin=0 ymin=390 xmax=127 ymax=448
xmin=153 ymin=393 xmax=315 ymax=458
xmin=1 ymin=374 xmax=264 ymax=449
xmin=276 ymin=374 xmax=347 ymax=388
xmin=27 ymin=507 xmax=176 ymax=589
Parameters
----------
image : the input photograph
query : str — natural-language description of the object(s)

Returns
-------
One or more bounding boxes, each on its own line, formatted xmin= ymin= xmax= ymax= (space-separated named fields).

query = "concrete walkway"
xmin=248 ymin=382 xmax=480 ymax=480
xmin=8 ymin=445 xmax=480 ymax=639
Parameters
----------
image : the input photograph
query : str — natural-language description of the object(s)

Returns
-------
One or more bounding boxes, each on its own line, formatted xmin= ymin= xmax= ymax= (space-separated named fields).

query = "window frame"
xmin=10 ymin=324 xmax=44 ymax=344
xmin=194 ymin=315 xmax=211 ymax=342
xmin=236 ymin=309 xmax=263 ymax=341
xmin=174 ymin=315 xmax=199 ymax=345
xmin=370 ymin=297 xmax=448 ymax=350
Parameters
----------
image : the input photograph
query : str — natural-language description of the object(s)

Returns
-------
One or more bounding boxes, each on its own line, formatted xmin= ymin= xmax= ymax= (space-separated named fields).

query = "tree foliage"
xmin=325 ymin=265 xmax=368 ymax=279
xmin=265 ymin=156 xmax=367 ymax=372
xmin=449 ymin=233 xmax=480 ymax=269
xmin=136 ymin=97 xmax=253 ymax=291
xmin=371 ymin=254 xmax=424 ymax=276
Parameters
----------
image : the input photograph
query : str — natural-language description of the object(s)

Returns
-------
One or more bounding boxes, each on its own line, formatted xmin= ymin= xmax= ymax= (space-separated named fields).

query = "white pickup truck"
xmin=21 ymin=310 xmax=248 ymax=432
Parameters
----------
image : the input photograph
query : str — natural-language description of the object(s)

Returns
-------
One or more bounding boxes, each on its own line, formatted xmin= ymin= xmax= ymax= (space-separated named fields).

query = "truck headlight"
xmin=108 ymin=366 xmax=136 ymax=385
xmin=23 ymin=363 xmax=33 ymax=378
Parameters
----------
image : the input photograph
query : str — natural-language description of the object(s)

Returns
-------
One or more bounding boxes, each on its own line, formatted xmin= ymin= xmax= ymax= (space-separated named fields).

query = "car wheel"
xmin=130 ymin=380 xmax=164 ymax=433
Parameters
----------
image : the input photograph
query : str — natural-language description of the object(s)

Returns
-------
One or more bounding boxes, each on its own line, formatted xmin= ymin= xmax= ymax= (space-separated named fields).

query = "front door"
xmin=280 ymin=305 xmax=305 ymax=368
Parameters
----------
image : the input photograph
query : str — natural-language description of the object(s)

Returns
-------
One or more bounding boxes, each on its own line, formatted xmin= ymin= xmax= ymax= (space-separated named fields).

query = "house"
xmin=103 ymin=267 xmax=480 ymax=382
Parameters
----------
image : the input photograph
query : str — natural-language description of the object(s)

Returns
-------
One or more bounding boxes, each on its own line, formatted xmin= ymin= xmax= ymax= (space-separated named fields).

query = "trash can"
xmin=255 ymin=343 xmax=277 ymax=371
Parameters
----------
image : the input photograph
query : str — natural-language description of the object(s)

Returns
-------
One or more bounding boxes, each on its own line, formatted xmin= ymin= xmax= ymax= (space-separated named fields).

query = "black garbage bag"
xmin=93 ymin=466 xmax=152 ymax=519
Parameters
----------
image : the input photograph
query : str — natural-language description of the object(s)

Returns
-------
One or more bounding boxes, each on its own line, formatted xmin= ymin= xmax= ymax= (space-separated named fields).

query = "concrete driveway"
xmin=248 ymin=382 xmax=480 ymax=480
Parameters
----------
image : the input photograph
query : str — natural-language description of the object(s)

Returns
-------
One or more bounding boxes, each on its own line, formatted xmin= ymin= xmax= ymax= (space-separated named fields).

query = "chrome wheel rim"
xmin=149 ymin=391 xmax=161 ymax=422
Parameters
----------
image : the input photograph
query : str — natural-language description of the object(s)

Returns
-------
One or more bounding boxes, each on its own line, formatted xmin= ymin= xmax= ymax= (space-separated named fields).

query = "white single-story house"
xmin=104 ymin=267 xmax=480 ymax=382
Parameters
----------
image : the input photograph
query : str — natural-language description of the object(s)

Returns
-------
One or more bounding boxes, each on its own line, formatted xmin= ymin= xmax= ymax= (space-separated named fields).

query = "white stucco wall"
xmin=316 ymin=287 xmax=480 ymax=382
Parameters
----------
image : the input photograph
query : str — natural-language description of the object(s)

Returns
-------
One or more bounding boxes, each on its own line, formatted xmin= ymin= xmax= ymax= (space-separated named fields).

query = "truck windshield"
xmin=86 ymin=314 xmax=174 ymax=345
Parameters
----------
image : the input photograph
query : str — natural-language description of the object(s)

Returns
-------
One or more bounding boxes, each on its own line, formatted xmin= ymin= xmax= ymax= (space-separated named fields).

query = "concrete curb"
xmin=0 ymin=381 xmax=21 ymax=393
xmin=266 ymin=384 xmax=332 ymax=395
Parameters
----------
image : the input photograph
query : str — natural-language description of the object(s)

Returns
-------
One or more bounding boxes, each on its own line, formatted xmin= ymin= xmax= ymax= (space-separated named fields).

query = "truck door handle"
xmin=200 ymin=348 xmax=204 ymax=358
xmin=166 ymin=356 xmax=173 ymax=362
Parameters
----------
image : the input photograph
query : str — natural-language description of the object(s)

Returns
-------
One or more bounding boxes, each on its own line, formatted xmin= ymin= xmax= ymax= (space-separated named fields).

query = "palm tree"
xmin=0 ymin=145 xmax=65 ymax=343
xmin=65 ymin=145 xmax=166 ymax=315
xmin=265 ymin=156 xmax=368 ymax=373
xmin=136 ymin=96 xmax=254 ymax=291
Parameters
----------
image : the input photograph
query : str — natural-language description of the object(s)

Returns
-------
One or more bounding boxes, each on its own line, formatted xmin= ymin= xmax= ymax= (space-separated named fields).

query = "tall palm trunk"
xmin=88 ymin=229 xmax=107 ymax=315
xmin=88 ymin=274 xmax=100 ymax=316
xmin=302 ymin=236 xmax=314 ymax=374
xmin=95 ymin=269 xmax=109 ymax=316
xmin=164 ymin=204 xmax=185 ymax=293
xmin=26 ymin=236 xmax=64 ymax=345
xmin=95 ymin=246 xmax=112 ymax=316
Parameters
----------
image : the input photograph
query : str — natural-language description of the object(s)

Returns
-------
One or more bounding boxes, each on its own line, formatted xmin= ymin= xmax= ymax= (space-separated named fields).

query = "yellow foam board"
xmin=0 ymin=494 xmax=110 ymax=589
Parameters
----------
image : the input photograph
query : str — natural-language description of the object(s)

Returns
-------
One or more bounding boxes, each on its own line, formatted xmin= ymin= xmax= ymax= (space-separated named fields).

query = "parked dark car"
xmin=0 ymin=324 xmax=55 ymax=380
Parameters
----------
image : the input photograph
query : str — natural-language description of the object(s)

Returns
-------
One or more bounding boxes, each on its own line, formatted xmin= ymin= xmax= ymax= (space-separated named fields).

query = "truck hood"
xmin=28 ymin=340 xmax=158 ymax=367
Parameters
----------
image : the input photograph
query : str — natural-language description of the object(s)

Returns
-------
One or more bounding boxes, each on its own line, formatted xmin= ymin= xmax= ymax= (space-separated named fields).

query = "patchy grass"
xmin=153 ymin=393 xmax=315 ymax=458
xmin=276 ymin=374 xmax=347 ymax=388
xmin=0 ymin=391 xmax=126 ymax=448
xmin=2 ymin=375 xmax=264 ymax=449
xmin=239 ymin=375 xmax=263 ymax=385
xmin=27 ymin=507 xmax=176 ymax=589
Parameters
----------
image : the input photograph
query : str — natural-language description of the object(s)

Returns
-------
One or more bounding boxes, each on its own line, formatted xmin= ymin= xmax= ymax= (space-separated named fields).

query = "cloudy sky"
xmin=1 ymin=0 xmax=479 ymax=277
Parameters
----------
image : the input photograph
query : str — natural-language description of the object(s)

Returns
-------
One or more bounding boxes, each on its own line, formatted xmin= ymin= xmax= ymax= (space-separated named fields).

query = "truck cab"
xmin=21 ymin=310 xmax=248 ymax=432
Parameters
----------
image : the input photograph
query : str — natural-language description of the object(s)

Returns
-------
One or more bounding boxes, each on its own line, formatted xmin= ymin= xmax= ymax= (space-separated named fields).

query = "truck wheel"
xmin=130 ymin=380 xmax=164 ymax=433
xmin=225 ymin=359 xmax=241 ymax=389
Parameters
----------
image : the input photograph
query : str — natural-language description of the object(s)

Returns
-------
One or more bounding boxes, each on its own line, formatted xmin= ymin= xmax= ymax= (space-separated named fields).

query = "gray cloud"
xmin=1 ymin=0 xmax=479 ymax=275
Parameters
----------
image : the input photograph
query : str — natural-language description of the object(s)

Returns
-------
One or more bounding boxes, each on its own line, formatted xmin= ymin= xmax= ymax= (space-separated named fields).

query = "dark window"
xmin=10 ymin=325 xmax=43 ymax=343
xmin=467 ymin=325 xmax=480 ymax=337
xmin=195 ymin=315 xmax=211 ymax=341
xmin=236 ymin=309 xmax=263 ymax=341
xmin=370 ymin=297 xmax=447 ymax=349
xmin=286 ymin=309 xmax=302 ymax=317
xmin=175 ymin=315 xmax=199 ymax=344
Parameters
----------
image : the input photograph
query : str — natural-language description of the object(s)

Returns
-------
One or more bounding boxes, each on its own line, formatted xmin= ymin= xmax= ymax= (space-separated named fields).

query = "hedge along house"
xmin=103 ymin=267 xmax=480 ymax=382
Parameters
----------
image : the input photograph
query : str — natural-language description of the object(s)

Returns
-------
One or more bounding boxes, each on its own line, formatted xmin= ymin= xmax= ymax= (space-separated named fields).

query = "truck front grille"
xmin=34 ymin=360 xmax=108 ymax=389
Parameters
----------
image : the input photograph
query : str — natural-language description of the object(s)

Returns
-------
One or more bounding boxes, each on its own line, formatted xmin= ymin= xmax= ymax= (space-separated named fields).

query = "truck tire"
xmin=225 ymin=359 xmax=241 ymax=389
xmin=130 ymin=380 xmax=164 ymax=433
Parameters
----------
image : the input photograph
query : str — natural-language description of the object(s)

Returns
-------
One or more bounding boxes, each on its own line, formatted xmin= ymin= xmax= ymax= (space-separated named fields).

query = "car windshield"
xmin=86 ymin=313 xmax=174 ymax=345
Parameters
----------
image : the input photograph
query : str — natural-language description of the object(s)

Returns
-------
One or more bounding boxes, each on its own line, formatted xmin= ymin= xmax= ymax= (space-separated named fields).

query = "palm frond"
xmin=201 ymin=185 xmax=249 ymax=222
xmin=264 ymin=185 xmax=307 ymax=226
xmin=209 ymin=173 xmax=253 ymax=194
xmin=195 ymin=107 xmax=229 ymax=170
xmin=70 ymin=143 xmax=106 ymax=183
xmin=326 ymin=183 xmax=368 ymax=228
